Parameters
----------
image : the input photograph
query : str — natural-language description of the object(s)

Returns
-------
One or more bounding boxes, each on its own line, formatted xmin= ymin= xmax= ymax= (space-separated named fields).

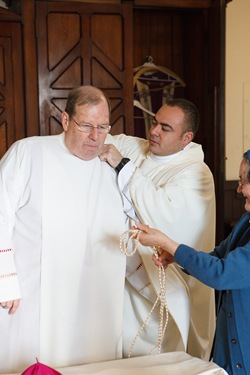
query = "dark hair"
xmin=243 ymin=150 xmax=250 ymax=182
xmin=165 ymin=98 xmax=199 ymax=136
xmin=65 ymin=85 xmax=111 ymax=120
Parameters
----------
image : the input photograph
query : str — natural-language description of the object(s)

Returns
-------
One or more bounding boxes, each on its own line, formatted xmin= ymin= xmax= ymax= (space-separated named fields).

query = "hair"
xmin=165 ymin=98 xmax=199 ymax=136
xmin=243 ymin=150 xmax=250 ymax=182
xmin=65 ymin=85 xmax=111 ymax=120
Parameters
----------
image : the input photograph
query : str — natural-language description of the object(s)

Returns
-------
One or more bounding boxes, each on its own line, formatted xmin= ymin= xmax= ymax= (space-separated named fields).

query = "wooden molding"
xmin=0 ymin=6 xmax=21 ymax=20
xmin=133 ymin=0 xmax=212 ymax=9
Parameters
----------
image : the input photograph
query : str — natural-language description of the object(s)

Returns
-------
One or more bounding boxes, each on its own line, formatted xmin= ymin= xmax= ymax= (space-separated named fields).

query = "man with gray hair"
xmin=0 ymin=86 xmax=127 ymax=373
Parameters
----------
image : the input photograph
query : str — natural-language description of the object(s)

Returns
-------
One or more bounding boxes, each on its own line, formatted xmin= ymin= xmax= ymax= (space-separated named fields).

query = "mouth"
xmin=244 ymin=196 xmax=250 ymax=203
xmin=149 ymin=138 xmax=158 ymax=146
xmin=85 ymin=143 xmax=98 ymax=149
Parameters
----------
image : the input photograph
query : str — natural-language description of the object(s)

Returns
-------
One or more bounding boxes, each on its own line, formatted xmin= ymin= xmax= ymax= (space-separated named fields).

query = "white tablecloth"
xmin=9 ymin=352 xmax=228 ymax=375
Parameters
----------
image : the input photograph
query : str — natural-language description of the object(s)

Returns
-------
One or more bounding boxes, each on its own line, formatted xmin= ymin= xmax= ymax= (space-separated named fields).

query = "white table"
xmin=15 ymin=352 xmax=228 ymax=375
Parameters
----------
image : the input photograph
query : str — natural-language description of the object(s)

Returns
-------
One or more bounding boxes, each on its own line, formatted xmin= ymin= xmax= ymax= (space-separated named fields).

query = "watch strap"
xmin=115 ymin=158 xmax=130 ymax=173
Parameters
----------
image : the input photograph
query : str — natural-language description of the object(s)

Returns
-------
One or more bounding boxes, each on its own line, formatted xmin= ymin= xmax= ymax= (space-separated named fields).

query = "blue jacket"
xmin=175 ymin=212 xmax=250 ymax=374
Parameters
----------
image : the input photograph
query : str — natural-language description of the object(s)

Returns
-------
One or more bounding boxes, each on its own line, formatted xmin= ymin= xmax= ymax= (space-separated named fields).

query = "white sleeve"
xmin=0 ymin=143 xmax=24 ymax=301
xmin=0 ymin=249 xmax=20 ymax=301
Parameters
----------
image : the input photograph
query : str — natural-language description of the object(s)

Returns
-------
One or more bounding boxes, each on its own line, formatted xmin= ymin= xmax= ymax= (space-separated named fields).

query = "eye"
xmin=82 ymin=124 xmax=92 ymax=130
xmin=161 ymin=126 xmax=171 ymax=132
xmin=152 ymin=119 xmax=158 ymax=126
xmin=98 ymin=125 xmax=107 ymax=131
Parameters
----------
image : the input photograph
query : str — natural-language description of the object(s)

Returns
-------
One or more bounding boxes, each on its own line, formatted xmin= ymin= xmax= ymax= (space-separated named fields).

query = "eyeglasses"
xmin=71 ymin=117 xmax=111 ymax=134
xmin=238 ymin=150 xmax=250 ymax=188
xmin=238 ymin=180 xmax=250 ymax=188
xmin=247 ymin=150 xmax=250 ymax=162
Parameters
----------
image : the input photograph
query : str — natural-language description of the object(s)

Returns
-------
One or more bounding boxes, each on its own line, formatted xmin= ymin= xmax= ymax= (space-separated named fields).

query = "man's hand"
xmin=99 ymin=144 xmax=123 ymax=168
xmin=0 ymin=299 xmax=20 ymax=315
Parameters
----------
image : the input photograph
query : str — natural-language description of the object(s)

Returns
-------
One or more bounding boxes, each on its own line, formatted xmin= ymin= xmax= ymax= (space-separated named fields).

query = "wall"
xmin=226 ymin=0 xmax=250 ymax=180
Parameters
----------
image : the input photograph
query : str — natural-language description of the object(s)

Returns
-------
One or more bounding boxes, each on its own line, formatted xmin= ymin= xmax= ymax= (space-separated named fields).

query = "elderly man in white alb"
xmin=0 ymin=86 xmax=128 ymax=373
xmin=100 ymin=98 xmax=216 ymax=360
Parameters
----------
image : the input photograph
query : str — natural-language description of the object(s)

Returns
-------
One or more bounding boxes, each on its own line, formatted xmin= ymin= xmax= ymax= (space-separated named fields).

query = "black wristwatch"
xmin=115 ymin=158 xmax=130 ymax=173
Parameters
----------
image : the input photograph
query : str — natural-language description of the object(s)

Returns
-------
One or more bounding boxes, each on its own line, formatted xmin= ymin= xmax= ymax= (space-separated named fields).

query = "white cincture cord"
xmin=120 ymin=229 xmax=169 ymax=357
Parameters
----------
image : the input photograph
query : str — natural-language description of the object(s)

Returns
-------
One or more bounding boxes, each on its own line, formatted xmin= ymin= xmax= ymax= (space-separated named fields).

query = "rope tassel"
xmin=120 ymin=229 xmax=169 ymax=357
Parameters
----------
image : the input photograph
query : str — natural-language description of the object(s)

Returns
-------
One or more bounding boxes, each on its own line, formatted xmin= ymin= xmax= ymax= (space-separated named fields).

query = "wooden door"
xmin=0 ymin=12 xmax=25 ymax=158
xmin=36 ymin=1 xmax=133 ymax=136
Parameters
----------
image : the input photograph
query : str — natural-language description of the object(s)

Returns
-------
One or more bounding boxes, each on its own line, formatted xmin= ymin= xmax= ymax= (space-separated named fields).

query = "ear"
xmin=62 ymin=111 xmax=69 ymax=131
xmin=183 ymin=131 xmax=194 ymax=145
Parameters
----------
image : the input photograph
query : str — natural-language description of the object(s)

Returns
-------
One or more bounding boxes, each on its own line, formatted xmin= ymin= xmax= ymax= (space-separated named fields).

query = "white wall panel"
xmin=226 ymin=0 xmax=250 ymax=180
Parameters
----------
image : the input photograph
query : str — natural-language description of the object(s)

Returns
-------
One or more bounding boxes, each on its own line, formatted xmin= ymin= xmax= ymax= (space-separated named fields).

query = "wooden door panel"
xmin=0 ymin=36 xmax=12 ymax=157
xmin=0 ymin=22 xmax=25 ymax=158
xmin=37 ymin=3 xmax=82 ymax=135
xmin=36 ymin=1 xmax=133 ymax=136
xmin=92 ymin=44 xmax=123 ymax=88
xmin=47 ymin=13 xmax=81 ymax=70
xmin=91 ymin=14 xmax=123 ymax=70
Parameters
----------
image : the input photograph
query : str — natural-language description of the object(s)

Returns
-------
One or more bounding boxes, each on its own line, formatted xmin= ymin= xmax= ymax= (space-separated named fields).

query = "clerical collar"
xmin=147 ymin=143 xmax=191 ymax=163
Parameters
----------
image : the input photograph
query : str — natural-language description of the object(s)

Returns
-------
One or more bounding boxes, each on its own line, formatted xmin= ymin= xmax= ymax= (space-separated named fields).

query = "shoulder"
xmin=106 ymin=134 xmax=148 ymax=157
xmin=1 ymin=134 xmax=63 ymax=164
xmin=165 ymin=146 xmax=214 ymax=191
xmin=9 ymin=134 xmax=62 ymax=149
xmin=183 ymin=142 xmax=212 ymax=173
xmin=185 ymin=142 xmax=204 ymax=159
xmin=172 ymin=143 xmax=209 ymax=170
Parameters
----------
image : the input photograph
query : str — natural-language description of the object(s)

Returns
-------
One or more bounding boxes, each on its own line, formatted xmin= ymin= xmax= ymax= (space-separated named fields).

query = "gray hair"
xmin=65 ymin=85 xmax=111 ymax=120
xmin=243 ymin=150 xmax=250 ymax=182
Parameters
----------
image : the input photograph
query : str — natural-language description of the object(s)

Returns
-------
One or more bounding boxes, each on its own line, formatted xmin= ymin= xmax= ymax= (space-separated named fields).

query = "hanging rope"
xmin=120 ymin=229 xmax=169 ymax=357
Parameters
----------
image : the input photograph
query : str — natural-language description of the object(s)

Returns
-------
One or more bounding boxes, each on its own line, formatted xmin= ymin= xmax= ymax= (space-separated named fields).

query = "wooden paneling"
xmin=0 ymin=15 xmax=25 ymax=158
xmin=36 ymin=1 xmax=133 ymax=136
xmin=134 ymin=0 xmax=212 ymax=8
xmin=22 ymin=0 xmax=40 ymax=136
xmin=132 ymin=2 xmax=226 ymax=243
xmin=133 ymin=9 xmax=184 ymax=77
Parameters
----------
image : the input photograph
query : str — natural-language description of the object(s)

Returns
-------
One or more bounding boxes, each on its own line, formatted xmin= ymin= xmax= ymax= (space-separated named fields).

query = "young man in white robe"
xmin=0 ymin=86 xmax=128 ymax=373
xmin=100 ymin=98 xmax=216 ymax=360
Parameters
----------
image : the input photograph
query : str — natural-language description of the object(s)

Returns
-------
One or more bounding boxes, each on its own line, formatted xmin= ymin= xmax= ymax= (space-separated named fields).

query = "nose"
xmin=237 ymin=184 xmax=242 ymax=194
xmin=89 ymin=127 xmax=99 ymax=140
xmin=150 ymin=123 xmax=161 ymax=136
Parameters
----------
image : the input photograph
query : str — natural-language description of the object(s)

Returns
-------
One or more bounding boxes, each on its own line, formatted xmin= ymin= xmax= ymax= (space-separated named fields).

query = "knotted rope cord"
xmin=120 ymin=229 xmax=169 ymax=357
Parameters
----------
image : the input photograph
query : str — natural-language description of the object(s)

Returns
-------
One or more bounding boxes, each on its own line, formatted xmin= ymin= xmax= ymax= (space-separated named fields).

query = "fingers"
xmin=152 ymin=253 xmax=174 ymax=269
xmin=1 ymin=299 xmax=20 ymax=315
xmin=152 ymin=257 xmax=168 ymax=269
xmin=9 ymin=299 xmax=20 ymax=314
xmin=99 ymin=144 xmax=123 ymax=167
xmin=135 ymin=222 xmax=150 ymax=232
xmin=152 ymin=255 xmax=163 ymax=267
xmin=1 ymin=301 xmax=11 ymax=309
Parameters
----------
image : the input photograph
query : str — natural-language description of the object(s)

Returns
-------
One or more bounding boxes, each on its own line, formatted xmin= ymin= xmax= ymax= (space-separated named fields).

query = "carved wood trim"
xmin=133 ymin=0 xmax=212 ymax=8
xmin=0 ymin=6 xmax=21 ymax=20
